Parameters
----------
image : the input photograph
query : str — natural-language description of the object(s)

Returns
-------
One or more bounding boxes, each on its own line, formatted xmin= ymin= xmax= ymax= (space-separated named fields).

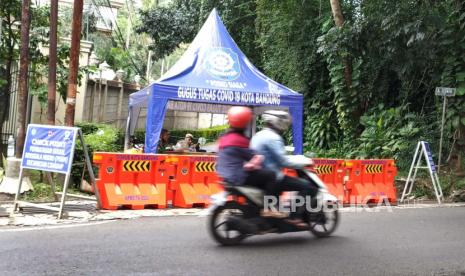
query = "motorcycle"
xmin=208 ymin=156 xmax=340 ymax=246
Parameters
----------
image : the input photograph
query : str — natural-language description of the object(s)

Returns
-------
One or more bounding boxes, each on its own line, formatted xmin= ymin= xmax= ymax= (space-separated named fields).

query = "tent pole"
xmin=124 ymin=110 xmax=131 ymax=151
xmin=251 ymin=107 xmax=257 ymax=138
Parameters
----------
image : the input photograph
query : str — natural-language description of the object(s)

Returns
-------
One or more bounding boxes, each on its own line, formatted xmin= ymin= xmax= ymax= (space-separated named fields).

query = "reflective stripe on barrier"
xmin=344 ymin=159 xmax=397 ymax=204
xmin=93 ymin=153 xmax=168 ymax=210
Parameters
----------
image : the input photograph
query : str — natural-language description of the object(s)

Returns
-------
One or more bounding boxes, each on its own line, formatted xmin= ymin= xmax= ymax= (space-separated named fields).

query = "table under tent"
xmin=125 ymin=9 xmax=304 ymax=154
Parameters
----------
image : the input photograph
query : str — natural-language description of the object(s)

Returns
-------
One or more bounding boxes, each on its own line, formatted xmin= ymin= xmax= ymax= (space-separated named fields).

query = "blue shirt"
xmin=250 ymin=128 xmax=302 ymax=180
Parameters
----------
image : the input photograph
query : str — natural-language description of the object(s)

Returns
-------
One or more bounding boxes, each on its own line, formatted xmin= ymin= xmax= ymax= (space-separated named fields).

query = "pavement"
xmin=1 ymin=204 xmax=465 ymax=275
xmin=0 ymin=200 xmax=210 ymax=227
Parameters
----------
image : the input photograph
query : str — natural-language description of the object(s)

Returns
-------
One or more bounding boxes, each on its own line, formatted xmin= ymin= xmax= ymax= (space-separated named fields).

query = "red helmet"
xmin=227 ymin=106 xmax=252 ymax=129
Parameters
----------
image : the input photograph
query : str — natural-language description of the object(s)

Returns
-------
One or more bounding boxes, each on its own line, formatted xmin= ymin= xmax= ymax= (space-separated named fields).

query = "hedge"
xmin=70 ymin=123 xmax=228 ymax=188
xmin=72 ymin=122 xmax=124 ymax=188
xmin=133 ymin=124 xmax=228 ymax=145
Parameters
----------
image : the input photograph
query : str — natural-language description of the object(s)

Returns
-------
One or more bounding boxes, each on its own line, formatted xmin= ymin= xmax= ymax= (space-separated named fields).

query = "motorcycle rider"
xmin=216 ymin=106 xmax=283 ymax=217
xmin=251 ymin=110 xmax=319 ymax=227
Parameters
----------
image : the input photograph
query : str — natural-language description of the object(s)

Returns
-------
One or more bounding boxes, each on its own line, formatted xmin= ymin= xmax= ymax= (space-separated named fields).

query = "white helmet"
xmin=262 ymin=110 xmax=292 ymax=132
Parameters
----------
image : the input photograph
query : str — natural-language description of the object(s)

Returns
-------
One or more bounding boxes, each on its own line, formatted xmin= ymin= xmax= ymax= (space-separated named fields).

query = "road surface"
xmin=1 ymin=206 xmax=465 ymax=275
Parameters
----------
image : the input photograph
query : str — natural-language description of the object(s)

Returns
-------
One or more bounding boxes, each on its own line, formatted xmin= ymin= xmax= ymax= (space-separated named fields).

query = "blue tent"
xmin=127 ymin=9 xmax=304 ymax=153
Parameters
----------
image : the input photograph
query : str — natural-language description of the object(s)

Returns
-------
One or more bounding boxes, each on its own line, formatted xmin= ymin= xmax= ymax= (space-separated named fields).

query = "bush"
xmin=170 ymin=125 xmax=228 ymax=143
xmin=133 ymin=125 xmax=229 ymax=145
xmin=305 ymin=104 xmax=440 ymax=173
xmin=353 ymin=104 xmax=439 ymax=172
xmin=71 ymin=122 xmax=124 ymax=188
xmin=303 ymin=107 xmax=341 ymax=151
xmin=76 ymin=122 xmax=101 ymax=135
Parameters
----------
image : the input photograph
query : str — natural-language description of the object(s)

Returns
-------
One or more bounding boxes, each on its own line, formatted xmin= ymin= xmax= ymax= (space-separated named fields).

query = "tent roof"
xmin=127 ymin=9 xmax=304 ymax=154
xmin=129 ymin=8 xmax=302 ymax=109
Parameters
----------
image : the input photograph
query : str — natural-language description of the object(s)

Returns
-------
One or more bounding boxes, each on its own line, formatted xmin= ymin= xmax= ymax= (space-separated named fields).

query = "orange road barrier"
xmin=168 ymin=155 xmax=222 ymax=208
xmin=93 ymin=152 xmax=398 ymax=210
xmin=313 ymin=159 xmax=348 ymax=204
xmin=344 ymin=160 xmax=398 ymax=205
xmin=284 ymin=159 xmax=346 ymax=203
xmin=93 ymin=153 xmax=168 ymax=210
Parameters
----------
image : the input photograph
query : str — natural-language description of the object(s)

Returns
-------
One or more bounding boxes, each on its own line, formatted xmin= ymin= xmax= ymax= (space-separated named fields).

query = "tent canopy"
xmin=127 ymin=9 xmax=304 ymax=153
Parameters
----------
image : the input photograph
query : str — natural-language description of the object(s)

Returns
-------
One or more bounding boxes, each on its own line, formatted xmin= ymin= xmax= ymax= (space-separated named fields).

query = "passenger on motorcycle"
xmin=251 ymin=110 xmax=319 ymax=227
xmin=216 ymin=106 xmax=283 ymax=217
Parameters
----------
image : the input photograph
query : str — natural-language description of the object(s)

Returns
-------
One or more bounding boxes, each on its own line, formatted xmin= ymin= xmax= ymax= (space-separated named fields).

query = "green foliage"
xmin=304 ymin=106 xmax=340 ymax=150
xmin=137 ymin=0 xmax=260 ymax=64
xmin=439 ymin=1 xmax=465 ymax=170
xmin=87 ymin=1 xmax=147 ymax=83
xmin=1 ymin=0 xmax=47 ymax=140
xmin=317 ymin=21 xmax=361 ymax=137
xmin=455 ymin=178 xmax=465 ymax=191
xmin=137 ymin=0 xmax=201 ymax=58
xmin=23 ymin=171 xmax=85 ymax=201
xmin=22 ymin=182 xmax=58 ymax=202
xmin=71 ymin=123 xmax=124 ymax=188
xmin=77 ymin=122 xmax=102 ymax=135
xmin=133 ymin=124 xmax=228 ymax=145
xmin=81 ymin=125 xmax=124 ymax=153
xmin=170 ymin=125 xmax=228 ymax=144
xmin=356 ymin=105 xmax=419 ymax=158
xmin=1 ymin=0 xmax=463 ymax=181
xmin=355 ymin=105 xmax=436 ymax=170
xmin=0 ymin=1 xmax=77 ymax=135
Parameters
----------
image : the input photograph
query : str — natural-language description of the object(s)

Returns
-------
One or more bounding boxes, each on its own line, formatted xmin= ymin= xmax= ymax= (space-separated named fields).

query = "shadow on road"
xmin=211 ymin=234 xmax=348 ymax=249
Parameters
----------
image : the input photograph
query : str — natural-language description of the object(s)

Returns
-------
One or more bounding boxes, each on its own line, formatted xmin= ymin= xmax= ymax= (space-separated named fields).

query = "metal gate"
xmin=1 ymin=62 xmax=19 ymax=154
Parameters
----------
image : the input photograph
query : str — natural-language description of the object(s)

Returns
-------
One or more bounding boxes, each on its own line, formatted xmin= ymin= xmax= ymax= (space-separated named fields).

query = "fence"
xmin=0 ymin=62 xmax=19 ymax=156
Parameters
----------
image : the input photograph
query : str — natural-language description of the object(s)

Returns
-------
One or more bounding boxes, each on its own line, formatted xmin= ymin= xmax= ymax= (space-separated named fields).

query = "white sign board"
xmin=435 ymin=87 xmax=456 ymax=97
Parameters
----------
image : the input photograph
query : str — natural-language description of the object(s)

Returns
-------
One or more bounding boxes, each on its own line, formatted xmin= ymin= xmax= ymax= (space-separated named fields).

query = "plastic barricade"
xmin=93 ymin=153 xmax=168 ymax=210
xmin=344 ymin=159 xmax=397 ymax=204
xmin=167 ymin=154 xmax=222 ymax=208
xmin=313 ymin=159 xmax=348 ymax=203
xmin=93 ymin=151 xmax=398 ymax=209
xmin=191 ymin=156 xmax=223 ymax=195
xmin=283 ymin=159 xmax=346 ymax=203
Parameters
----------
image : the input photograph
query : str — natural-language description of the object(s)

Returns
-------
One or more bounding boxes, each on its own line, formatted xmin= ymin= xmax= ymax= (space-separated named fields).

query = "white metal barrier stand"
xmin=401 ymin=141 xmax=443 ymax=204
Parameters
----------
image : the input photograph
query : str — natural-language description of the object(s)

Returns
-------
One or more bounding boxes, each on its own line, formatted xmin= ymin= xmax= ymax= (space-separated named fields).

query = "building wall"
xmin=83 ymin=79 xmax=138 ymax=128
xmin=31 ymin=39 xmax=93 ymax=125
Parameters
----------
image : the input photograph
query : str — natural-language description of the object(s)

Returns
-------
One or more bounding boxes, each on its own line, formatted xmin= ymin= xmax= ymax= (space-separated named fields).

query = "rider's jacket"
xmin=216 ymin=130 xmax=254 ymax=185
xmin=250 ymin=127 xmax=303 ymax=180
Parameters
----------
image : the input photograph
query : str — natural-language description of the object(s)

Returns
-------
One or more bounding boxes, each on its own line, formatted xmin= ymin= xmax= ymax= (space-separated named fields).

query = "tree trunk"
xmin=64 ymin=0 xmax=84 ymax=126
xmin=329 ymin=0 xmax=352 ymax=88
xmin=15 ymin=0 xmax=32 ymax=158
xmin=329 ymin=0 xmax=344 ymax=27
xmin=453 ymin=110 xmax=465 ymax=175
xmin=47 ymin=0 xmax=58 ymax=125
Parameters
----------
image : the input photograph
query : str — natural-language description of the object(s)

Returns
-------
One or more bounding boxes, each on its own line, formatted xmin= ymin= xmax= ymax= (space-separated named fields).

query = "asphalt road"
xmin=1 ymin=206 xmax=465 ymax=276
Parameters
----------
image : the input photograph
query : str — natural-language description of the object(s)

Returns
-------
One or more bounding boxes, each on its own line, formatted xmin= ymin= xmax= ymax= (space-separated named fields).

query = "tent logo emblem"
xmin=204 ymin=47 xmax=240 ymax=81
xmin=267 ymin=81 xmax=281 ymax=94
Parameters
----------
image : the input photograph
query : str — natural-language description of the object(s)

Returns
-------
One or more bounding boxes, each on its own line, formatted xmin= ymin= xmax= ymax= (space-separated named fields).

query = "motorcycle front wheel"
xmin=209 ymin=203 xmax=247 ymax=246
